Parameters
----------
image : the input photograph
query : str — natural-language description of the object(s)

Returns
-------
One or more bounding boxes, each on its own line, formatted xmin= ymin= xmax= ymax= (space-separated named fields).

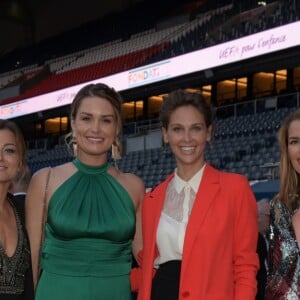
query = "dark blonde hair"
xmin=0 ymin=119 xmax=27 ymax=179
xmin=159 ymin=89 xmax=214 ymax=130
xmin=68 ymin=83 xmax=123 ymax=159
xmin=274 ymin=108 xmax=300 ymax=214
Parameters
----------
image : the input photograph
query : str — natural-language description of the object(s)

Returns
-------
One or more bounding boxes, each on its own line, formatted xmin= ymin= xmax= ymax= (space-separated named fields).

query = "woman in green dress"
xmin=25 ymin=83 xmax=145 ymax=299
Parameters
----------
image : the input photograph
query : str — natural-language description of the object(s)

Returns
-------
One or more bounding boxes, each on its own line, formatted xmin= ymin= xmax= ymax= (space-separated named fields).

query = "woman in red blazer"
xmin=131 ymin=89 xmax=259 ymax=300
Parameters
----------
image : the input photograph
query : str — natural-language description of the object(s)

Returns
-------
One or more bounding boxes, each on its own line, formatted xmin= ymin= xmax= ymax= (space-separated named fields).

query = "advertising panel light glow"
xmin=0 ymin=21 xmax=299 ymax=119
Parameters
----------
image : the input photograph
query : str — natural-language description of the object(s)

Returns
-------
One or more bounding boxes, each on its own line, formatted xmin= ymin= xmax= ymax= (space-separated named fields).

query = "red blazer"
xmin=133 ymin=164 xmax=259 ymax=300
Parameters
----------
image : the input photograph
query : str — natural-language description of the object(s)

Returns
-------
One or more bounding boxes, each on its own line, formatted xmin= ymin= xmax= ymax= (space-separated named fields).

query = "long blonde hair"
xmin=274 ymin=109 xmax=300 ymax=218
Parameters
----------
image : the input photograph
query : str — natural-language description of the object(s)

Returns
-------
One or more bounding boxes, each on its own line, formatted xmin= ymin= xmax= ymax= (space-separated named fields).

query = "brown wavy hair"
xmin=0 ymin=119 xmax=27 ymax=179
xmin=159 ymin=89 xmax=214 ymax=130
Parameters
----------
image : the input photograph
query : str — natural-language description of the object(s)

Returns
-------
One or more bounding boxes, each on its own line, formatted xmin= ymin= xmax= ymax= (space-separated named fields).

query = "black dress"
xmin=256 ymin=233 xmax=268 ymax=300
xmin=0 ymin=194 xmax=34 ymax=300
xmin=151 ymin=260 xmax=181 ymax=300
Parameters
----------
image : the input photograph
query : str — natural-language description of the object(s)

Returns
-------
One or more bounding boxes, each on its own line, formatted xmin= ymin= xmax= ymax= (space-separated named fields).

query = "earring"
xmin=70 ymin=133 xmax=77 ymax=156
xmin=64 ymin=132 xmax=77 ymax=157
xmin=72 ymin=142 xmax=78 ymax=157
xmin=72 ymin=133 xmax=76 ymax=144
xmin=111 ymin=136 xmax=121 ymax=169
xmin=112 ymin=141 xmax=121 ymax=161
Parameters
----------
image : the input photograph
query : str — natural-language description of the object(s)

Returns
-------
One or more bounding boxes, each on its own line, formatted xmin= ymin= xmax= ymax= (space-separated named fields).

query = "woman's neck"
xmin=76 ymin=151 xmax=108 ymax=166
xmin=176 ymin=162 xmax=205 ymax=181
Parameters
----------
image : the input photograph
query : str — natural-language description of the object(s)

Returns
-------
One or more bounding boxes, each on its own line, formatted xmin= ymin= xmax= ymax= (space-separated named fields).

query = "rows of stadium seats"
xmin=1 ymin=43 xmax=169 ymax=105
xmin=0 ymin=11 xmax=204 ymax=99
xmin=1 ymin=0 xmax=299 ymax=188
xmin=57 ymin=25 xmax=183 ymax=73
xmin=26 ymin=106 xmax=294 ymax=188
xmin=2 ymin=0 xmax=298 ymax=105
xmin=145 ymin=0 xmax=299 ymax=63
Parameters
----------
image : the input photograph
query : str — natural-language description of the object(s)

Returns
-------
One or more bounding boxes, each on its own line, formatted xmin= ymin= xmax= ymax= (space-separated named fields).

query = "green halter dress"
xmin=35 ymin=159 xmax=135 ymax=300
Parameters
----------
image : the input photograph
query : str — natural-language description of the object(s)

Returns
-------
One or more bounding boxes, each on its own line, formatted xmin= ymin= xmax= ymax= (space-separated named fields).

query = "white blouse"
xmin=154 ymin=165 xmax=205 ymax=267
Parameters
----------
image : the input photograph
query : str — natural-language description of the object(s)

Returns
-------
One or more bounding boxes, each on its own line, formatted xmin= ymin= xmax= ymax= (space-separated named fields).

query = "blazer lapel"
xmin=181 ymin=164 xmax=220 ymax=277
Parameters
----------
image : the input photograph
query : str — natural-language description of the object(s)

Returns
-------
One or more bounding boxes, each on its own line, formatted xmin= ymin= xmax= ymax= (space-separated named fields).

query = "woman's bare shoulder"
xmin=109 ymin=167 xmax=145 ymax=207
xmin=50 ymin=161 xmax=75 ymax=175
xmin=30 ymin=166 xmax=52 ymax=184
xmin=30 ymin=162 xmax=76 ymax=196
xmin=112 ymin=167 xmax=144 ymax=187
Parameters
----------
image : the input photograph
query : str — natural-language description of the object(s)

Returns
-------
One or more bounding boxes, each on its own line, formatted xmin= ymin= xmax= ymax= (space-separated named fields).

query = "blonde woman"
xmin=26 ymin=83 xmax=144 ymax=299
xmin=266 ymin=109 xmax=300 ymax=299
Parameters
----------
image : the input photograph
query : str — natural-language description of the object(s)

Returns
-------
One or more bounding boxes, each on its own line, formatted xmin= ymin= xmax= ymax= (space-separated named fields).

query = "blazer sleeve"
xmin=232 ymin=176 xmax=259 ymax=300
xmin=130 ymin=249 xmax=157 ymax=292
xmin=130 ymin=267 xmax=142 ymax=292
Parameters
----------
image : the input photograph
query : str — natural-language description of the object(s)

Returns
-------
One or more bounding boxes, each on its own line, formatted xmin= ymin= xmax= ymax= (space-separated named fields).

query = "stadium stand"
xmin=1 ymin=0 xmax=299 ymax=103
xmin=24 ymin=104 xmax=295 ymax=187
xmin=0 ymin=0 xmax=299 ymax=189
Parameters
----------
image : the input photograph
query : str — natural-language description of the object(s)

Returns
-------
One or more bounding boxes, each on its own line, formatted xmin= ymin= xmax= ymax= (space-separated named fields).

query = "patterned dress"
xmin=0 ymin=195 xmax=33 ymax=300
xmin=265 ymin=199 xmax=300 ymax=299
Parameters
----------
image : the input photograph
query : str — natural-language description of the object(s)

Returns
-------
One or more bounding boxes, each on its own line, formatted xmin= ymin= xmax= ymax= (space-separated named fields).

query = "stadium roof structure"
xmin=0 ymin=0 xmax=138 ymax=57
